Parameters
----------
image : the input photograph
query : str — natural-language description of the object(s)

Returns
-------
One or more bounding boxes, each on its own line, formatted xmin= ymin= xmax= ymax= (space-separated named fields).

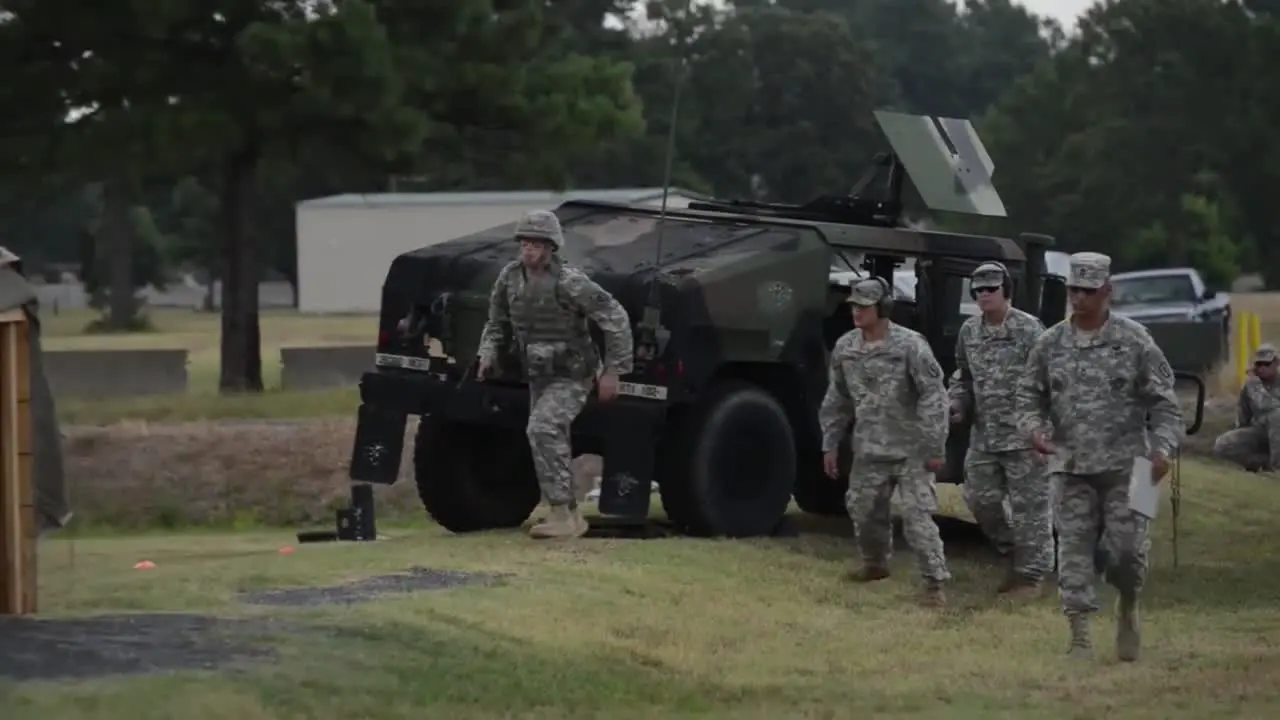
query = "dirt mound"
xmin=61 ymin=418 xmax=423 ymax=528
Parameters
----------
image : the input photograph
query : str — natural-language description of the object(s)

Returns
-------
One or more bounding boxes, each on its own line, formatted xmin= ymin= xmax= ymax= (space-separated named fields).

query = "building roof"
xmin=297 ymin=187 xmax=704 ymax=210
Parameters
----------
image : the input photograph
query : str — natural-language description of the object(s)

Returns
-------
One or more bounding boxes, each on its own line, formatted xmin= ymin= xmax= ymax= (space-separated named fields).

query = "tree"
xmin=976 ymin=0 xmax=1260 ymax=272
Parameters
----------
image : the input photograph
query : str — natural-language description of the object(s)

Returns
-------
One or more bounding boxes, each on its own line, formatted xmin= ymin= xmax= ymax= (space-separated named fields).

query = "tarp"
xmin=0 ymin=247 xmax=70 ymax=532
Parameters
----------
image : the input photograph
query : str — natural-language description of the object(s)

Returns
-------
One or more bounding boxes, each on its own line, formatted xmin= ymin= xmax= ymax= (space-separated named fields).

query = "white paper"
xmin=1128 ymin=456 xmax=1160 ymax=519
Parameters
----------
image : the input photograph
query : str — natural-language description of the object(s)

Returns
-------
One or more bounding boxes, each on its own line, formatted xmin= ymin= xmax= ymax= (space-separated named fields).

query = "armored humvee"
xmin=346 ymin=111 xmax=1198 ymax=538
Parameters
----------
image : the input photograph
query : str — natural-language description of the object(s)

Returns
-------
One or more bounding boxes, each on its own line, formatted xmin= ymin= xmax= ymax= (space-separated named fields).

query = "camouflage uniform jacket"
xmin=1236 ymin=373 xmax=1280 ymax=428
xmin=477 ymin=259 xmax=633 ymax=381
xmin=819 ymin=322 xmax=949 ymax=462
xmin=948 ymin=307 xmax=1045 ymax=453
xmin=1015 ymin=313 xmax=1184 ymax=475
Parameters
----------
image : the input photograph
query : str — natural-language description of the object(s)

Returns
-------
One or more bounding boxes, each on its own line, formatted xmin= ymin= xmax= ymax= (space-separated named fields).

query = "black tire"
xmin=414 ymin=417 xmax=541 ymax=533
xmin=658 ymin=381 xmax=797 ymax=537
xmin=793 ymin=436 xmax=848 ymax=516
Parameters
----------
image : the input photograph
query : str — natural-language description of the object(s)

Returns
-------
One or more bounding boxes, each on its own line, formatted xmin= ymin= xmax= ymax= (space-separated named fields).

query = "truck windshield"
xmin=1111 ymin=275 xmax=1196 ymax=305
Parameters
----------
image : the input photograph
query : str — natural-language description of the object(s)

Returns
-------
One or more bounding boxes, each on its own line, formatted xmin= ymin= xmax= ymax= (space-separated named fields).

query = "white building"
xmin=295 ymin=187 xmax=703 ymax=314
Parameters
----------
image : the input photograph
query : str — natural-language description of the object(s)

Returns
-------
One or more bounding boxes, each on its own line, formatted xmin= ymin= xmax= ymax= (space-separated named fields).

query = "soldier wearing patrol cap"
xmin=819 ymin=275 xmax=952 ymax=606
xmin=948 ymin=261 xmax=1051 ymax=597
xmin=476 ymin=210 xmax=634 ymax=540
xmin=1015 ymin=251 xmax=1184 ymax=662
xmin=1213 ymin=342 xmax=1280 ymax=471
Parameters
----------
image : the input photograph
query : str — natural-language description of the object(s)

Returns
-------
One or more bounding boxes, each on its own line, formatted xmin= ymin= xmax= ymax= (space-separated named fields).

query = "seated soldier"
xmin=1213 ymin=343 xmax=1280 ymax=471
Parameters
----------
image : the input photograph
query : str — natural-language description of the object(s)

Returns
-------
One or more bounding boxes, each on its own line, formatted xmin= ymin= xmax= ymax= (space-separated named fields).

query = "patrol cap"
xmin=513 ymin=210 xmax=564 ymax=251
xmin=970 ymin=262 xmax=1007 ymax=290
xmin=1255 ymin=343 xmax=1277 ymax=364
xmin=846 ymin=277 xmax=888 ymax=307
xmin=1067 ymin=252 xmax=1111 ymax=290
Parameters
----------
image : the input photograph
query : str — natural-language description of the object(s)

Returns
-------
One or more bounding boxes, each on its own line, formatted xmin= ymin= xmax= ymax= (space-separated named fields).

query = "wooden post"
xmin=0 ymin=308 xmax=36 ymax=615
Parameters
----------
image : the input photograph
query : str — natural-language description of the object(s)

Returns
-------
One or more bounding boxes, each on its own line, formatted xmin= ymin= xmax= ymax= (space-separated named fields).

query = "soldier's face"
xmin=973 ymin=285 xmax=1003 ymax=312
xmin=851 ymin=303 xmax=879 ymax=328
xmin=518 ymin=238 xmax=552 ymax=268
xmin=1257 ymin=360 xmax=1277 ymax=381
xmin=1068 ymin=283 xmax=1108 ymax=315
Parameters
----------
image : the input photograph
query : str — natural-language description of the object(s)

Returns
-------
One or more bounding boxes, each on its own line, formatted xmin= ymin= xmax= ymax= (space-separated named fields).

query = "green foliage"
xmin=4 ymin=0 xmax=1280 ymax=354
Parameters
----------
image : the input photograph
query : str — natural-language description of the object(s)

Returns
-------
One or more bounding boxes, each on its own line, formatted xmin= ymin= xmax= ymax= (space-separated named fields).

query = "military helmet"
xmin=513 ymin=210 xmax=564 ymax=251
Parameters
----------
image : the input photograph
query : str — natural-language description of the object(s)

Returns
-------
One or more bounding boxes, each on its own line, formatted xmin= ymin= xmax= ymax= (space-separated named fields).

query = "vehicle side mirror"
xmin=1202 ymin=289 xmax=1217 ymax=300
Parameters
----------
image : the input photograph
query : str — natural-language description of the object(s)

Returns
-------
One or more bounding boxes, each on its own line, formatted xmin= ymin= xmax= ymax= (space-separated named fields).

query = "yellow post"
xmin=1237 ymin=312 xmax=1252 ymax=389
xmin=0 ymin=308 xmax=36 ymax=615
xmin=1250 ymin=312 xmax=1262 ymax=354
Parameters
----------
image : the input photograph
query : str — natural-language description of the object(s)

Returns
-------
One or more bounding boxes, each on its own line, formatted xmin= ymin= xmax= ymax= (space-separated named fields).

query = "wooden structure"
xmin=0 ymin=308 xmax=36 ymax=615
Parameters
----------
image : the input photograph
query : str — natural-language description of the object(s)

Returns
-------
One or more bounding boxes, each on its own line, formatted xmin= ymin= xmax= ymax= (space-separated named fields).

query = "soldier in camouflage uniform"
xmin=476 ymin=210 xmax=634 ymax=540
xmin=949 ymin=262 xmax=1051 ymax=597
xmin=1213 ymin=343 xmax=1280 ymax=471
xmin=819 ymin=276 xmax=952 ymax=607
xmin=1016 ymin=252 xmax=1184 ymax=662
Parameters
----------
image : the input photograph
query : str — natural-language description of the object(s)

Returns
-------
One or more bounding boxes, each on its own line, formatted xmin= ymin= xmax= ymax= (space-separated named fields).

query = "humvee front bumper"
xmin=347 ymin=368 xmax=668 ymax=519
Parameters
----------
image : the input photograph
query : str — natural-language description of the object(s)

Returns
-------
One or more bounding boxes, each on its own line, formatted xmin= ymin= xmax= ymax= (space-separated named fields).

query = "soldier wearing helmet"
xmin=476 ymin=210 xmax=634 ymax=540
xmin=948 ymin=261 xmax=1051 ymax=598
xmin=818 ymin=275 xmax=952 ymax=607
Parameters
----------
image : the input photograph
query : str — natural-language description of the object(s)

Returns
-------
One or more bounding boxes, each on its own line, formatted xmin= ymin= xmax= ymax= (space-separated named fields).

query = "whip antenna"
xmin=649 ymin=58 xmax=687 ymax=289
xmin=637 ymin=57 xmax=687 ymax=368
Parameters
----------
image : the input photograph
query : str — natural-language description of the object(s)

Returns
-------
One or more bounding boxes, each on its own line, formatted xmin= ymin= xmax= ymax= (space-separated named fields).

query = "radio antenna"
xmin=636 ymin=56 xmax=687 ymax=369
xmin=649 ymin=58 xmax=686 ymax=282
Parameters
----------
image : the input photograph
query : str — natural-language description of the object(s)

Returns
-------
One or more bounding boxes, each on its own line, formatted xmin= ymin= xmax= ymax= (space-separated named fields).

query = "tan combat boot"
xmin=1066 ymin=614 xmax=1092 ymax=658
xmin=998 ymin=571 xmax=1042 ymax=600
xmin=922 ymin=581 xmax=947 ymax=607
xmin=847 ymin=565 xmax=891 ymax=583
xmin=1116 ymin=591 xmax=1141 ymax=662
xmin=529 ymin=505 xmax=588 ymax=539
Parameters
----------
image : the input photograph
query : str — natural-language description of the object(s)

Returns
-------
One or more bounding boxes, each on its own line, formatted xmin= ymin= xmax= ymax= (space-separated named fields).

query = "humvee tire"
xmin=658 ymin=381 xmax=796 ymax=536
xmin=793 ymin=438 xmax=850 ymax=517
xmin=414 ymin=417 xmax=541 ymax=533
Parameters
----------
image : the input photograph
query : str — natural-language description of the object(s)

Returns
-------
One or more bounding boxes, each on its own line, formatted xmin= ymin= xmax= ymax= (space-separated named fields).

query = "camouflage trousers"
xmin=846 ymin=459 xmax=951 ymax=582
xmin=527 ymin=377 xmax=593 ymax=506
xmin=1053 ymin=470 xmax=1150 ymax=616
xmin=1213 ymin=416 xmax=1280 ymax=470
xmin=963 ymin=449 xmax=1054 ymax=580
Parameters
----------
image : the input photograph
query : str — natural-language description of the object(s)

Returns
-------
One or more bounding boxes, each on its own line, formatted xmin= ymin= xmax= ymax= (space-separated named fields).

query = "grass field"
xmin=42 ymin=308 xmax=371 ymax=424
xmin=4 ymin=458 xmax=1278 ymax=718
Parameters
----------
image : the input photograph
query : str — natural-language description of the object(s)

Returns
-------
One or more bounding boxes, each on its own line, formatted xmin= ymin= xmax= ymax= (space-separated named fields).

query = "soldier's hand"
xmin=923 ymin=458 xmax=946 ymax=472
xmin=823 ymin=451 xmax=840 ymax=479
xmin=949 ymin=402 xmax=964 ymax=424
xmin=476 ymin=356 xmax=493 ymax=380
xmin=1032 ymin=431 xmax=1056 ymax=456
xmin=597 ymin=373 xmax=619 ymax=401
xmin=1149 ymin=453 xmax=1170 ymax=484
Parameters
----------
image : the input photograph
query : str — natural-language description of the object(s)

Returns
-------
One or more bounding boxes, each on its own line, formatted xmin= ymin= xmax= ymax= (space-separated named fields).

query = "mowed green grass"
xmin=6 ymin=459 xmax=1279 ymax=719
xmin=41 ymin=308 xmax=372 ymax=424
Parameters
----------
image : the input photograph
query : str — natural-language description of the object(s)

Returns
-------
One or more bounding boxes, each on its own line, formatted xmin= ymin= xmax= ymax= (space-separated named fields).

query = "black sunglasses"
xmin=1256 ymin=360 xmax=1275 ymax=369
xmin=1067 ymin=286 xmax=1099 ymax=296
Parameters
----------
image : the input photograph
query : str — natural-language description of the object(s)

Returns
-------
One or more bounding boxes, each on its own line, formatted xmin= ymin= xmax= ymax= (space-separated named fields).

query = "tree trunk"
xmin=102 ymin=180 xmax=136 ymax=329
xmin=203 ymin=275 xmax=215 ymax=312
xmin=218 ymin=145 xmax=263 ymax=393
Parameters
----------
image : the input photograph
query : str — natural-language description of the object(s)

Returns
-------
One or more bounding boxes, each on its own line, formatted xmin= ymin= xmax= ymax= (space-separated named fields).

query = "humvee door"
xmin=914 ymin=256 xmax=987 ymax=485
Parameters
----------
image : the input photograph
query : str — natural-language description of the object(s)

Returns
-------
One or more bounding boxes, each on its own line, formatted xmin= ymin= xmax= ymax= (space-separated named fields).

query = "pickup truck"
xmin=1108 ymin=267 xmax=1231 ymax=333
